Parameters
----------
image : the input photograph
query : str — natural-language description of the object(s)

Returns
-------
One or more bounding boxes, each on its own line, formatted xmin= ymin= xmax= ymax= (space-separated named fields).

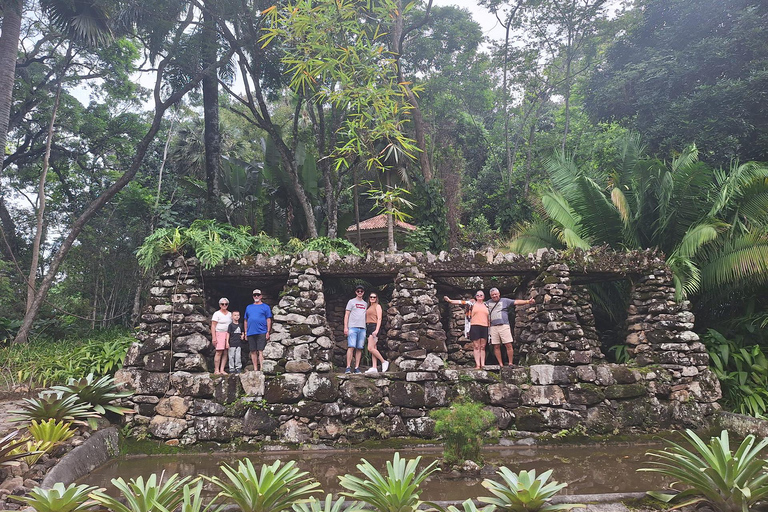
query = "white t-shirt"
xmin=345 ymin=298 xmax=367 ymax=328
xmin=212 ymin=310 xmax=232 ymax=332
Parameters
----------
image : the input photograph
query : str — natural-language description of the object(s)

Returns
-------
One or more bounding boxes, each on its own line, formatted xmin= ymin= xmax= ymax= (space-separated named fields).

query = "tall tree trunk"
xmin=390 ymin=0 xmax=433 ymax=181
xmin=353 ymin=164 xmax=361 ymax=249
xmin=26 ymin=42 xmax=70 ymax=313
xmin=0 ymin=0 xmax=23 ymax=176
xmin=202 ymin=4 xmax=220 ymax=212
xmin=13 ymin=45 xmax=222 ymax=343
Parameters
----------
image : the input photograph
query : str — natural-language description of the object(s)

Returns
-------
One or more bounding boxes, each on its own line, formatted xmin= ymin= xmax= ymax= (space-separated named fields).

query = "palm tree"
xmin=509 ymin=134 xmax=768 ymax=300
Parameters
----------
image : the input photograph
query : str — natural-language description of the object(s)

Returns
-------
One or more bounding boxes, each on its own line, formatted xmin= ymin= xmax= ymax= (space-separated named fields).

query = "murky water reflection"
xmin=79 ymin=442 xmax=672 ymax=500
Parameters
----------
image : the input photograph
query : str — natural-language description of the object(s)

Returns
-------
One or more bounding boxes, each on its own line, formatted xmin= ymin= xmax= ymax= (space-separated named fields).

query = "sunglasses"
xmin=369 ymin=296 xmax=377 ymax=299
xmin=356 ymin=290 xmax=364 ymax=293
xmin=220 ymin=302 xmax=229 ymax=305
xmin=253 ymin=294 xmax=262 ymax=296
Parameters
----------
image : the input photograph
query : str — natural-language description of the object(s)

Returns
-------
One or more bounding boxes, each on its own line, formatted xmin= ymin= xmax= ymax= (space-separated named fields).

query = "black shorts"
xmin=468 ymin=325 xmax=488 ymax=341
xmin=366 ymin=323 xmax=378 ymax=337
xmin=247 ymin=334 xmax=267 ymax=351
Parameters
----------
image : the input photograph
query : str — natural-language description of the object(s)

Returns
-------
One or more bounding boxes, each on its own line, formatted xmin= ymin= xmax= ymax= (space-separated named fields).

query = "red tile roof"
xmin=345 ymin=213 xmax=417 ymax=232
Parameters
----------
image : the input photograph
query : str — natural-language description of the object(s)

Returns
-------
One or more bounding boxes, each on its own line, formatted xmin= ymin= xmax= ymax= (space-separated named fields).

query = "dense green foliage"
xmin=12 ymin=483 xmax=101 ymax=512
xmin=431 ymin=399 xmax=496 ymax=464
xmin=0 ymin=329 xmax=133 ymax=387
xmin=641 ymin=429 xmax=768 ymax=512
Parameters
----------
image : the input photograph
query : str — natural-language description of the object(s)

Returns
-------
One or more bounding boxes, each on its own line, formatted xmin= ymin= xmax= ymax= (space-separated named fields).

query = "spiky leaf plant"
xmin=91 ymin=472 xmax=192 ymax=512
xmin=52 ymin=373 xmax=133 ymax=416
xmin=640 ymin=429 xmax=768 ymax=512
xmin=206 ymin=459 xmax=320 ymax=512
xmin=28 ymin=419 xmax=76 ymax=444
xmin=338 ymin=452 xmax=440 ymax=512
xmin=292 ymin=494 xmax=363 ymax=512
xmin=0 ymin=430 xmax=41 ymax=465
xmin=11 ymin=482 xmax=101 ymax=512
xmin=179 ymin=480 xmax=222 ymax=512
xmin=445 ymin=499 xmax=496 ymax=512
xmin=9 ymin=393 xmax=100 ymax=427
xmin=480 ymin=467 xmax=583 ymax=512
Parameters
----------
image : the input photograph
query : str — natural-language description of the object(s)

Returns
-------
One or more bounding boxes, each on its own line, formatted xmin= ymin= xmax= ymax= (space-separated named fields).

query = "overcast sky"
xmin=431 ymin=0 xmax=507 ymax=42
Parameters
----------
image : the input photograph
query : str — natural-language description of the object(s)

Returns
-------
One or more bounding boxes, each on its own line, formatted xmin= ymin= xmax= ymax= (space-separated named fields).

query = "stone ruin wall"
xmin=115 ymin=249 xmax=722 ymax=445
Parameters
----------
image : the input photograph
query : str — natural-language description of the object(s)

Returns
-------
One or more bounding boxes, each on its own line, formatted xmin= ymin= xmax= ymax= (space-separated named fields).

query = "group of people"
xmin=209 ymin=285 xmax=532 ymax=374
xmin=444 ymin=288 xmax=535 ymax=369
xmin=210 ymin=289 xmax=273 ymax=375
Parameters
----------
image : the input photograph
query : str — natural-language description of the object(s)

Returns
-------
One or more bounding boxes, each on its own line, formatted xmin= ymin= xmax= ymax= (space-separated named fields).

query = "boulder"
xmin=521 ymin=385 xmax=566 ymax=406
xmin=303 ymin=373 xmax=339 ymax=402
xmin=566 ymin=384 xmax=604 ymax=406
xmin=195 ymin=416 xmax=243 ymax=441
xmin=174 ymin=333 xmax=209 ymax=353
xmin=264 ymin=374 xmax=307 ymax=404
xmin=418 ymin=353 xmax=444 ymax=372
xmin=425 ymin=382 xmax=455 ymax=407
xmin=170 ymin=371 xmax=214 ymax=398
xmin=405 ymin=417 xmax=436 ymax=438
xmin=115 ymin=368 xmax=169 ymax=396
xmin=214 ymin=375 xmax=242 ymax=403
xmin=143 ymin=351 xmax=172 ymax=372
xmin=155 ymin=396 xmax=190 ymax=418
xmin=138 ymin=334 xmax=171 ymax=355
xmin=278 ymin=419 xmax=312 ymax=443
xmin=488 ymin=383 xmax=521 ymax=407
xmin=340 ymin=379 xmax=383 ymax=407
xmin=486 ymin=406 xmax=513 ymax=430
xmin=240 ymin=371 xmax=265 ymax=396
xmin=189 ymin=399 xmax=226 ymax=416
xmin=243 ymin=409 xmax=279 ymax=435
xmin=149 ymin=415 xmax=187 ymax=439
xmin=174 ymin=354 xmax=208 ymax=372
xmin=317 ymin=417 xmax=344 ymax=439
xmin=388 ymin=382 xmax=426 ymax=408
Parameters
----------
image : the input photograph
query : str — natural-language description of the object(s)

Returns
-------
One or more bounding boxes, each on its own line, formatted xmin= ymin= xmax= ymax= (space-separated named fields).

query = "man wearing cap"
xmin=343 ymin=285 xmax=367 ymax=374
xmin=485 ymin=288 xmax=535 ymax=367
xmin=244 ymin=289 xmax=272 ymax=372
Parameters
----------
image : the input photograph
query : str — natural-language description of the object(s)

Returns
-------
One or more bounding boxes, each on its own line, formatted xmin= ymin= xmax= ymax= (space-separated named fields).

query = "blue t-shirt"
xmin=244 ymin=303 xmax=272 ymax=336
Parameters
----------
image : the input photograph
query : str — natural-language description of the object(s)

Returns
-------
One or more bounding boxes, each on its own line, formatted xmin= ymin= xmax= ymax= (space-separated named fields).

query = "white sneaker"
xmin=382 ymin=361 xmax=390 ymax=372
xmin=365 ymin=367 xmax=378 ymax=374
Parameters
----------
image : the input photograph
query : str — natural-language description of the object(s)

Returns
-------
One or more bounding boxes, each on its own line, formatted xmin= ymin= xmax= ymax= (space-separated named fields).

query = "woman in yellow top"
xmin=365 ymin=292 xmax=390 ymax=373
xmin=444 ymin=291 xmax=490 ymax=369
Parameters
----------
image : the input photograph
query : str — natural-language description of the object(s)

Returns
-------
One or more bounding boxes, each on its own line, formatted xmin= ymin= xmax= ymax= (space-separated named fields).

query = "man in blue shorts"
xmin=343 ymin=285 xmax=367 ymax=374
xmin=244 ymin=288 xmax=272 ymax=372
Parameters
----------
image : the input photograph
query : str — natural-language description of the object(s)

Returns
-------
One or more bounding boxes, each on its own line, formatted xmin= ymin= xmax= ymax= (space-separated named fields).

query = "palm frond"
xmin=699 ymin=233 xmax=768 ymax=295
xmin=670 ymin=221 xmax=725 ymax=260
xmin=507 ymin=221 xmax=562 ymax=254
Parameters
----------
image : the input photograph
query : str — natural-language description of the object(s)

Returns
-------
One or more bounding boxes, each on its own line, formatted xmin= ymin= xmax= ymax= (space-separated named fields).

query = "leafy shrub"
xmin=10 ymin=393 xmax=100 ymax=427
xmin=11 ymin=482 xmax=101 ymax=512
xmin=28 ymin=419 xmax=76 ymax=444
xmin=430 ymin=398 xmax=496 ymax=464
xmin=640 ymin=429 xmax=768 ymax=512
xmin=52 ymin=373 xmax=133 ymax=416
xmin=287 ymin=237 xmax=363 ymax=257
xmin=480 ymin=467 xmax=582 ymax=512
xmin=703 ymin=329 xmax=768 ymax=417
xmin=339 ymin=452 xmax=439 ymax=512
xmin=0 ymin=328 xmax=133 ymax=387
xmin=207 ymin=459 xmax=320 ymax=512
xmin=444 ymin=499 xmax=495 ymax=512
xmin=91 ymin=472 xmax=193 ymax=512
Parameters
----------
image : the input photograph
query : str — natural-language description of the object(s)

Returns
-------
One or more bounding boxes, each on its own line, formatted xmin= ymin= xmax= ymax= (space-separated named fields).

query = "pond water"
xmin=79 ymin=442 xmax=673 ymax=500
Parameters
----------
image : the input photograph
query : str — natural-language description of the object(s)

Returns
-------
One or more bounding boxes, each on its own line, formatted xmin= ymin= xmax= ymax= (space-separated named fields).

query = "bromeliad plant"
xmin=91 ymin=472 xmax=193 ymax=512
xmin=480 ymin=467 xmax=584 ymax=512
xmin=207 ymin=459 xmax=320 ymax=512
xmin=28 ymin=419 xmax=76 ymax=444
xmin=11 ymin=482 xmax=101 ymax=512
xmin=10 ymin=393 xmax=100 ymax=427
xmin=339 ymin=452 xmax=440 ymax=512
xmin=52 ymin=373 xmax=133 ymax=416
xmin=0 ymin=430 xmax=41 ymax=466
xmin=292 ymin=495 xmax=363 ymax=512
xmin=640 ymin=429 xmax=768 ymax=512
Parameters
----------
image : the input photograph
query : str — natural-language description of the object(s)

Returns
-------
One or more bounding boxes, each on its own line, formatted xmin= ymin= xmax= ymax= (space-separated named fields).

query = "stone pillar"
xmin=268 ymin=254 xmax=335 ymax=373
xmin=625 ymin=266 xmax=708 ymax=373
xmin=387 ymin=264 xmax=447 ymax=370
xmin=518 ymin=263 xmax=603 ymax=365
